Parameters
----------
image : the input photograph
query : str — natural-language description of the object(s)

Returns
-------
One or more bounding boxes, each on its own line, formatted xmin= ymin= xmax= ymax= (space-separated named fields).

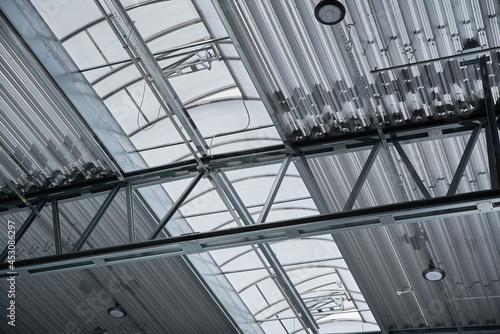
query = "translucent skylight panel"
xmin=271 ymin=238 xmax=342 ymax=264
xmin=192 ymin=0 xmax=228 ymax=38
xmin=219 ymin=43 xmax=239 ymax=58
xmin=169 ymin=61 xmax=235 ymax=102
xmin=92 ymin=64 xmax=141 ymax=98
xmin=103 ymin=91 xmax=141 ymax=134
xmin=87 ymin=23 xmax=130 ymax=63
xmin=227 ymin=61 xmax=261 ymax=98
xmin=130 ymin=116 xmax=184 ymax=148
xmin=147 ymin=23 xmax=210 ymax=54
xmin=128 ymin=0 xmax=199 ymax=37
xmin=33 ymin=1 xmax=102 ymax=39
xmin=62 ymin=33 xmax=103 ymax=72
xmin=187 ymin=87 xmax=241 ymax=106
xmin=183 ymin=211 xmax=237 ymax=233
xmin=125 ymin=80 xmax=163 ymax=123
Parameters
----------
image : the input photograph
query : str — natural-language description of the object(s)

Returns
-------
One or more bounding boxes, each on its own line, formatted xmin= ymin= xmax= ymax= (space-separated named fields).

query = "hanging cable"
xmin=209 ymin=99 xmax=251 ymax=156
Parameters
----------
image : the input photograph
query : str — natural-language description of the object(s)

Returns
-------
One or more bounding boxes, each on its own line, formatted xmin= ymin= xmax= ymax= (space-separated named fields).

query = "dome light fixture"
xmin=422 ymin=261 xmax=446 ymax=282
xmin=314 ymin=0 xmax=346 ymax=25
xmin=107 ymin=304 xmax=127 ymax=318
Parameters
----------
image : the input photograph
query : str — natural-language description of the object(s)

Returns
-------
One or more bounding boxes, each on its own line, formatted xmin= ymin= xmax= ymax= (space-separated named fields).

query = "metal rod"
xmin=71 ymin=185 xmax=121 ymax=252
xmin=126 ymin=182 xmax=135 ymax=243
xmin=480 ymin=56 xmax=500 ymax=189
xmin=370 ymin=46 xmax=500 ymax=74
xmin=447 ymin=125 xmax=483 ymax=196
xmin=256 ymin=155 xmax=292 ymax=224
xmin=0 ymin=199 xmax=48 ymax=262
xmin=52 ymin=198 xmax=62 ymax=255
xmin=392 ymin=138 xmax=432 ymax=199
xmin=343 ymin=141 xmax=382 ymax=210
xmin=149 ymin=172 xmax=203 ymax=240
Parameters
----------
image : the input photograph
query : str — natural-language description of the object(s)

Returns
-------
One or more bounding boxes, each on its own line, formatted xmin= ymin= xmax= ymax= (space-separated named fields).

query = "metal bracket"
xmin=380 ymin=215 xmax=395 ymax=225
xmin=92 ymin=258 xmax=107 ymax=266
xmin=428 ymin=128 xmax=443 ymax=139
xmin=285 ymin=229 xmax=301 ymax=239
xmin=477 ymin=201 xmax=494 ymax=212
xmin=333 ymin=144 xmax=347 ymax=152
xmin=181 ymin=241 xmax=204 ymax=254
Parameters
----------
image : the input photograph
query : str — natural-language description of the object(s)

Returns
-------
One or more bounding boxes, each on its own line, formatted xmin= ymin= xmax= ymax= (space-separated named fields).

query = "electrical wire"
xmin=208 ymin=99 xmax=251 ymax=155
xmin=136 ymin=79 xmax=162 ymax=131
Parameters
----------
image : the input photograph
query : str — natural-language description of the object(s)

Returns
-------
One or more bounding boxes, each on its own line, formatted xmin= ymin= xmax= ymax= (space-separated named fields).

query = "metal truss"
xmin=2 ymin=1 xmax=500 ymax=333
xmin=2 ymin=186 xmax=500 ymax=278
xmin=0 ymin=116 xmax=496 ymax=264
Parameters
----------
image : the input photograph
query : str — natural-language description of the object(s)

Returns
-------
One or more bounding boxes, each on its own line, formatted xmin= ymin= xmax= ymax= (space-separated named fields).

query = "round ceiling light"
xmin=422 ymin=264 xmax=446 ymax=282
xmin=107 ymin=304 xmax=127 ymax=318
xmin=314 ymin=0 xmax=346 ymax=25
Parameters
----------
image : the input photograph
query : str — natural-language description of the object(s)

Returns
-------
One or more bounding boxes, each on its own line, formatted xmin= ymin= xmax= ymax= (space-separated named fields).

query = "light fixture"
xmin=314 ymin=0 xmax=346 ymax=25
xmin=107 ymin=304 xmax=127 ymax=318
xmin=422 ymin=261 xmax=446 ymax=282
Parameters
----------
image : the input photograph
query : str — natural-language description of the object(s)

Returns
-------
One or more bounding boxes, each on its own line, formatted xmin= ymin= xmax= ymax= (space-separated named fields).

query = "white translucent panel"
xmin=93 ymin=65 xmax=141 ymax=97
xmin=266 ymin=207 xmax=318 ymax=224
xmin=169 ymin=61 xmax=235 ymax=102
xmin=271 ymin=238 xmax=342 ymax=265
xmin=208 ymin=128 xmax=282 ymax=155
xmin=104 ymin=90 xmax=140 ymax=134
xmin=187 ymin=87 xmax=241 ymax=106
xmin=32 ymin=0 xmax=102 ymax=39
xmin=336 ymin=267 xmax=364 ymax=296
xmin=81 ymin=65 xmax=110 ymax=84
xmin=125 ymin=80 xmax=163 ymax=122
xmin=189 ymin=100 xmax=274 ymax=135
xmin=219 ymin=44 xmax=240 ymax=58
xmin=209 ymin=246 xmax=254 ymax=268
xmin=224 ymin=269 xmax=269 ymax=292
xmin=169 ymin=177 xmax=230 ymax=217
xmin=192 ymin=0 xmax=228 ymax=38
xmin=131 ymin=117 xmax=185 ymax=149
xmin=147 ymin=23 xmax=209 ymax=53
xmin=62 ymin=33 xmax=103 ymax=70
xmin=87 ymin=23 xmax=130 ymax=63
xmin=292 ymin=268 xmax=339 ymax=291
xmin=318 ymin=321 xmax=379 ymax=333
xmin=128 ymin=0 xmax=199 ymax=38
xmin=184 ymin=211 xmax=238 ymax=232
xmin=227 ymin=60 xmax=260 ymax=98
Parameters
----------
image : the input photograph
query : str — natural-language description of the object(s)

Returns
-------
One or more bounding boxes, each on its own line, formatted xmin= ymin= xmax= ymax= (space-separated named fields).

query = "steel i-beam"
xmin=2 ymin=188 xmax=500 ymax=278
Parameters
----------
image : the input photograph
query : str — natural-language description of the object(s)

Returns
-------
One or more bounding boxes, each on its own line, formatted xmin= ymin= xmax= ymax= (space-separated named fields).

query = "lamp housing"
xmin=314 ymin=0 xmax=346 ymax=25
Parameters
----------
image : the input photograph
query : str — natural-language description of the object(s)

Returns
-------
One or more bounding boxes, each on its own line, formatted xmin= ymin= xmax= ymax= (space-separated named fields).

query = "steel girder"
xmin=0 ymin=111 xmax=488 ymax=213
xmin=2 ymin=187 xmax=500 ymax=278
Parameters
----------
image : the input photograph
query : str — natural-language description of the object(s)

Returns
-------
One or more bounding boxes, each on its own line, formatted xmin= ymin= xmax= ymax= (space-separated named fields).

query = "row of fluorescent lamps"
xmin=315 ymin=1 xmax=447 ymax=283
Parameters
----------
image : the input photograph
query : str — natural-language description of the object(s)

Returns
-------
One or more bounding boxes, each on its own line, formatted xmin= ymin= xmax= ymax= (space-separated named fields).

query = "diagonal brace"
xmin=149 ymin=172 xmax=203 ymax=240
xmin=343 ymin=141 xmax=382 ymax=210
xmin=480 ymin=56 xmax=500 ymax=188
xmin=0 ymin=199 xmax=48 ymax=262
xmin=256 ymin=155 xmax=292 ymax=224
xmin=447 ymin=124 xmax=482 ymax=196
xmin=72 ymin=185 xmax=121 ymax=252
xmin=52 ymin=198 xmax=62 ymax=255
xmin=392 ymin=137 xmax=432 ymax=199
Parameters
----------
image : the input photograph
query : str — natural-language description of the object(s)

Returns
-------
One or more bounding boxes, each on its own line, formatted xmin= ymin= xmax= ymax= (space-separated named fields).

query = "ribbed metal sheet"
xmin=222 ymin=0 xmax=500 ymax=142
xmin=0 ymin=191 xmax=239 ymax=333
xmin=0 ymin=18 xmax=112 ymax=197
xmin=308 ymin=132 xmax=500 ymax=330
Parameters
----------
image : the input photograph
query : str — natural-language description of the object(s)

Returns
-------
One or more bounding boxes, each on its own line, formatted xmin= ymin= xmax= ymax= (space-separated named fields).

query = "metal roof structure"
xmin=0 ymin=0 xmax=499 ymax=333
